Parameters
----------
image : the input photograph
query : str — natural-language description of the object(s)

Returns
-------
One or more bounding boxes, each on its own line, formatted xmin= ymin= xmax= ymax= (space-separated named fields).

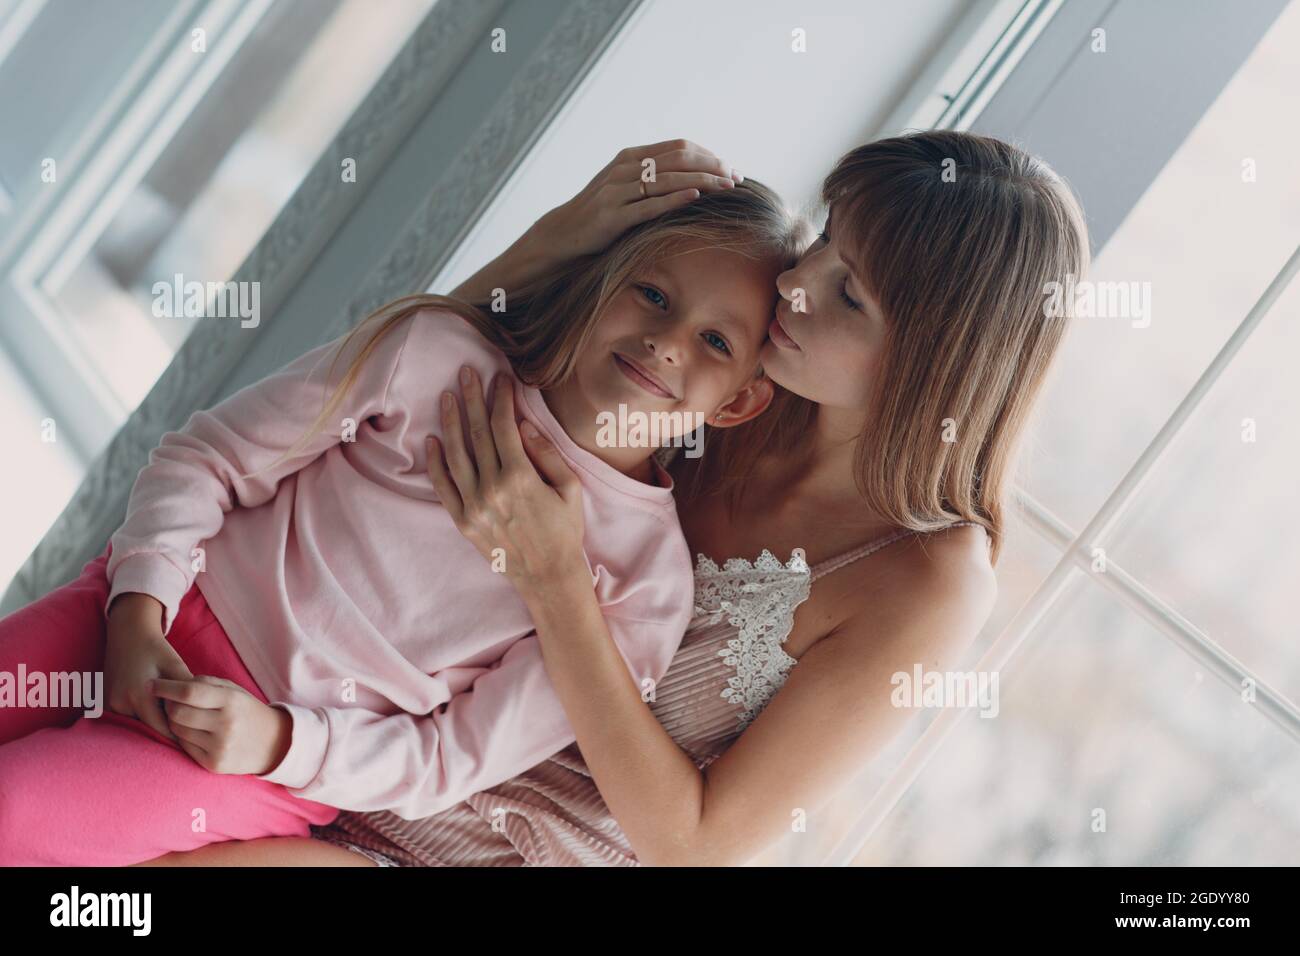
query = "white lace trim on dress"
xmin=693 ymin=548 xmax=812 ymax=731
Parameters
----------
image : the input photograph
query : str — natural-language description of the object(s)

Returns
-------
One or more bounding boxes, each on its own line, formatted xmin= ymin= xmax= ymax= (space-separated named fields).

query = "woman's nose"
xmin=776 ymin=269 xmax=811 ymax=315
xmin=776 ymin=268 xmax=796 ymax=300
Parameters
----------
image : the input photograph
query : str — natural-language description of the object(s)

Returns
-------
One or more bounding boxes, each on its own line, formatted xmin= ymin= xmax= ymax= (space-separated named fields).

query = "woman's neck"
xmin=718 ymin=403 xmax=885 ymax=537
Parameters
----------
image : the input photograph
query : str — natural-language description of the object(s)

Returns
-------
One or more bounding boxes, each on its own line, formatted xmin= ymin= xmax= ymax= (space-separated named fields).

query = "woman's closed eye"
xmin=820 ymin=219 xmax=861 ymax=311
xmin=839 ymin=277 xmax=861 ymax=312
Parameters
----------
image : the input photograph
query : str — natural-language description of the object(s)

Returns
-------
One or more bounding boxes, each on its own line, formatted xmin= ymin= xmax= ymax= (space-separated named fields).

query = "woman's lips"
xmin=768 ymin=314 xmax=801 ymax=350
xmin=614 ymin=353 xmax=675 ymax=399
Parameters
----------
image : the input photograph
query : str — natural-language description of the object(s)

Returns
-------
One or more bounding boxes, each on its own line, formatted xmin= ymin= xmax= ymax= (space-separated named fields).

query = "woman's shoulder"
xmin=841 ymin=522 xmax=997 ymax=640
xmin=893 ymin=522 xmax=994 ymax=593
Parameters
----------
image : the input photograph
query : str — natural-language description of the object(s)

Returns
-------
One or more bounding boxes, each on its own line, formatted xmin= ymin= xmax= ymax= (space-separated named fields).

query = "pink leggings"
xmin=0 ymin=543 xmax=339 ymax=866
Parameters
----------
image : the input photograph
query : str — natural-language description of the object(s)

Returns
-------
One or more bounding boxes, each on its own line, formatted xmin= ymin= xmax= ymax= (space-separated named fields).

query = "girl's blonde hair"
xmin=679 ymin=130 xmax=1091 ymax=566
xmin=241 ymin=179 xmax=808 ymax=483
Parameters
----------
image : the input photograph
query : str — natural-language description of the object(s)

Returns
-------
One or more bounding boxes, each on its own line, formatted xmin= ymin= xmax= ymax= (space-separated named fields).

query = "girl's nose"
xmin=644 ymin=333 xmax=681 ymax=364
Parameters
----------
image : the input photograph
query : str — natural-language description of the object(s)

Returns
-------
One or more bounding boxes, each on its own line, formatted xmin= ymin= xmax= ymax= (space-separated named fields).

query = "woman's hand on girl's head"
xmin=426 ymin=366 xmax=587 ymax=592
xmin=151 ymin=675 xmax=292 ymax=776
xmin=453 ymin=140 xmax=740 ymax=302
xmin=536 ymin=139 xmax=741 ymax=261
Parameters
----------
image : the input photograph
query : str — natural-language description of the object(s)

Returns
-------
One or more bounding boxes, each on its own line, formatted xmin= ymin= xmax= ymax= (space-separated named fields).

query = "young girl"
xmin=0 ymin=179 xmax=806 ymax=866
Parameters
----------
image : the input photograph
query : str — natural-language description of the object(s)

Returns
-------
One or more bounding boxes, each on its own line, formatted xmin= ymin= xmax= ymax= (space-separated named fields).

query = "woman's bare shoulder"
xmin=845 ymin=522 xmax=997 ymax=637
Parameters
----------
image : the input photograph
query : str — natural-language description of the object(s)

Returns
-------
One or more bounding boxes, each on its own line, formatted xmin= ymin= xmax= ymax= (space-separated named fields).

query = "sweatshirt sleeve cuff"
xmin=256 ymin=702 xmax=329 ymax=789
xmin=103 ymin=552 xmax=190 ymax=636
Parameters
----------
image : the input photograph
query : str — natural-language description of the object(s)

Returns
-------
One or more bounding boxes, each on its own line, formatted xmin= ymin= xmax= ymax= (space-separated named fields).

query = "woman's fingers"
xmin=487 ymin=375 xmax=530 ymax=472
xmin=439 ymin=389 xmax=479 ymax=496
xmin=425 ymin=436 xmax=465 ymax=521
xmin=619 ymin=171 xmax=735 ymax=204
xmin=459 ymin=366 xmax=500 ymax=478
xmin=519 ymin=421 xmax=582 ymax=503
xmin=614 ymin=139 xmax=741 ymax=181
xmin=621 ymin=190 xmax=703 ymax=227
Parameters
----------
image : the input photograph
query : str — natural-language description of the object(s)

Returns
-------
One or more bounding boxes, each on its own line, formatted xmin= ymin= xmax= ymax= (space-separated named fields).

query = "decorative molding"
xmin=2 ymin=0 xmax=640 ymax=612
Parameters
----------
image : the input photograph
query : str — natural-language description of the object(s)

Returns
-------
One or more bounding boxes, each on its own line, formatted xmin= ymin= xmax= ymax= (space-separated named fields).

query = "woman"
xmin=141 ymin=130 xmax=1089 ymax=866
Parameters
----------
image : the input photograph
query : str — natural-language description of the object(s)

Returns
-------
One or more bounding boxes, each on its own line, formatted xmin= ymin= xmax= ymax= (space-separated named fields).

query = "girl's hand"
xmin=151 ymin=676 xmax=292 ymax=776
xmin=426 ymin=366 xmax=587 ymax=590
xmin=451 ymin=139 xmax=741 ymax=302
xmin=104 ymin=594 xmax=195 ymax=743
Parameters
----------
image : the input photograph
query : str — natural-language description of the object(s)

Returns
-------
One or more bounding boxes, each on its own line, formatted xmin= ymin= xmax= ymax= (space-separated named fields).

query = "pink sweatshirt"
xmin=104 ymin=307 xmax=693 ymax=819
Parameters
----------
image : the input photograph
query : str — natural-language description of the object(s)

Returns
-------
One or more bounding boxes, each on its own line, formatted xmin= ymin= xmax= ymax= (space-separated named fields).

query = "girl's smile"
xmin=613 ymin=352 xmax=678 ymax=400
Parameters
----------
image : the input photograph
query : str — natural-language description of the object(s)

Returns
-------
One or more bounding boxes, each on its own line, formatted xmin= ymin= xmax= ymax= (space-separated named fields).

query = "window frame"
xmin=827 ymin=0 xmax=1299 ymax=866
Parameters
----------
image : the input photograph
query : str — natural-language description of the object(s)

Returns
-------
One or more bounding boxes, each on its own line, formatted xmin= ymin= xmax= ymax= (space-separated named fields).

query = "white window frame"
xmin=0 ymin=0 xmax=270 ymax=463
xmin=827 ymin=0 xmax=1298 ymax=866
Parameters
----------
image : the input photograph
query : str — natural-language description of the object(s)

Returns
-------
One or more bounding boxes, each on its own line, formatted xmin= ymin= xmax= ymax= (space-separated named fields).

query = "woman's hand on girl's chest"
xmin=426 ymin=365 xmax=587 ymax=592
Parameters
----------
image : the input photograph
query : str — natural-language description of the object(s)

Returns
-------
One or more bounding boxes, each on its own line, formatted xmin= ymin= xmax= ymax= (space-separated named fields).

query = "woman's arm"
xmin=517 ymin=522 xmax=996 ymax=866
xmin=519 ymin=564 xmax=708 ymax=863
xmin=432 ymin=372 xmax=998 ymax=866
xmin=449 ymin=139 xmax=740 ymax=303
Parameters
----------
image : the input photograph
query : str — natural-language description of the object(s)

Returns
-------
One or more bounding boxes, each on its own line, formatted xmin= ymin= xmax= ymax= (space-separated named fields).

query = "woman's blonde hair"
xmin=680 ymin=130 xmax=1091 ymax=565
xmin=240 ymin=179 xmax=808 ymax=483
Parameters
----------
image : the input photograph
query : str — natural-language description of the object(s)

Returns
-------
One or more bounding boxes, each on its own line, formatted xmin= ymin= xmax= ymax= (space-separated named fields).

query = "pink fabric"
xmin=0 ymin=543 xmax=339 ymax=867
xmin=102 ymin=307 xmax=693 ymax=819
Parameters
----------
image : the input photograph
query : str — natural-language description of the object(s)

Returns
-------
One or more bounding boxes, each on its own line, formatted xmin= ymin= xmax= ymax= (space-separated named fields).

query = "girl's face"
xmin=561 ymin=245 xmax=780 ymax=436
xmin=762 ymin=205 xmax=890 ymax=410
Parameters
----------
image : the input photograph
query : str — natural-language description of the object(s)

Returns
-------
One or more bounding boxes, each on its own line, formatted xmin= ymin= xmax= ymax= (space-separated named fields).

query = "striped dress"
xmin=309 ymin=522 xmax=980 ymax=866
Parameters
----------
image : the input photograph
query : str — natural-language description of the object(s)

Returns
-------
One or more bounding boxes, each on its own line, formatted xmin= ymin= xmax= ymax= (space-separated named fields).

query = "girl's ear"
xmin=709 ymin=375 xmax=774 ymax=428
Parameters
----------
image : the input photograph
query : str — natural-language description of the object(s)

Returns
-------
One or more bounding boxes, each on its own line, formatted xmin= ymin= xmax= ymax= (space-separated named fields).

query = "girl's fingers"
xmin=135 ymin=696 xmax=178 ymax=742
xmin=425 ymin=436 xmax=465 ymax=522
xmin=169 ymin=720 xmax=214 ymax=748
xmin=163 ymin=698 xmax=221 ymax=732
xmin=174 ymin=734 xmax=210 ymax=766
xmin=488 ymin=376 xmax=530 ymax=472
xmin=439 ymin=390 xmax=479 ymax=496
xmin=151 ymin=677 xmax=226 ymax=709
xmin=459 ymin=367 xmax=501 ymax=478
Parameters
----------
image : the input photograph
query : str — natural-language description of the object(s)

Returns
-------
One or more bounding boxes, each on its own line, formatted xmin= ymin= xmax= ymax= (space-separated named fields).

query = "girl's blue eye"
xmin=703 ymin=331 xmax=731 ymax=355
xmin=639 ymin=285 xmax=668 ymax=308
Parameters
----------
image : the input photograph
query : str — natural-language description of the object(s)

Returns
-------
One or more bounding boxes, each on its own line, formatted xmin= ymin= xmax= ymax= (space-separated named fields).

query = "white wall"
xmin=433 ymin=0 xmax=966 ymax=290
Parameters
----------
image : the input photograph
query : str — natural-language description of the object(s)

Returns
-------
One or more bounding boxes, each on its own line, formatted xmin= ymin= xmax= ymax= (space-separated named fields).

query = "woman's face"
xmin=761 ymin=205 xmax=890 ymax=410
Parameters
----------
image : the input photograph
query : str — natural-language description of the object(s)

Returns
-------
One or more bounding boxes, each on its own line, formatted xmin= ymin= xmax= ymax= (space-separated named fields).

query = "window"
xmin=834 ymin=0 xmax=1300 ymax=866
xmin=0 ymin=0 xmax=433 ymax=585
